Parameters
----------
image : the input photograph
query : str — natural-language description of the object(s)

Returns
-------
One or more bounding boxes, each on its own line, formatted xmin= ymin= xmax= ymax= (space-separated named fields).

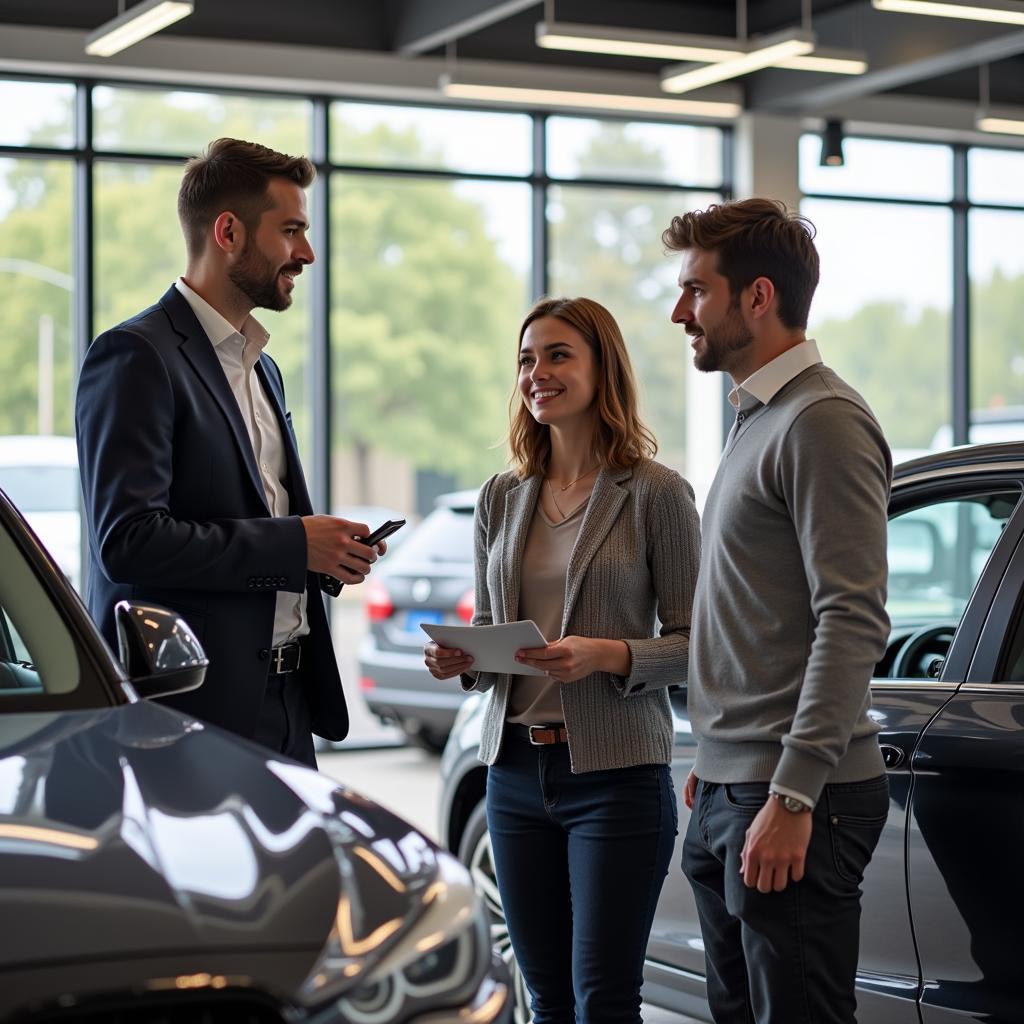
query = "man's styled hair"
xmin=509 ymin=296 xmax=657 ymax=479
xmin=177 ymin=137 xmax=315 ymax=260
xmin=662 ymin=198 xmax=820 ymax=329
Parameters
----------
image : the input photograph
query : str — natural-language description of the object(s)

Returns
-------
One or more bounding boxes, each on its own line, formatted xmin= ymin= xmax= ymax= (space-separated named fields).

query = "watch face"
xmin=775 ymin=792 xmax=809 ymax=813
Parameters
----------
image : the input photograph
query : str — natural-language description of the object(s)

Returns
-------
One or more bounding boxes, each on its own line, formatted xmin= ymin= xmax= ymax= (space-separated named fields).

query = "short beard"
xmin=693 ymin=298 xmax=753 ymax=373
xmin=229 ymin=237 xmax=291 ymax=312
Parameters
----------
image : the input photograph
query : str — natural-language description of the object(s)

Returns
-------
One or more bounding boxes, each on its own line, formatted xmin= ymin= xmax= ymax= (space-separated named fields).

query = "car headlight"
xmin=300 ymin=845 xmax=491 ymax=1024
xmin=340 ymin=918 xmax=487 ymax=1024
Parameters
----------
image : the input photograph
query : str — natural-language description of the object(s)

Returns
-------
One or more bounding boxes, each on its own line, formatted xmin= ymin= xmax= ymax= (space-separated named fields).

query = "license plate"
xmin=408 ymin=609 xmax=443 ymax=633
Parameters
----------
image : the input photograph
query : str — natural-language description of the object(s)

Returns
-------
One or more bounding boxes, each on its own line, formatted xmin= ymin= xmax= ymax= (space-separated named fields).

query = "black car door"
xmin=908 ymin=483 xmax=1024 ymax=1024
xmin=854 ymin=480 xmax=1022 ymax=1023
xmin=645 ymin=473 xmax=1022 ymax=1024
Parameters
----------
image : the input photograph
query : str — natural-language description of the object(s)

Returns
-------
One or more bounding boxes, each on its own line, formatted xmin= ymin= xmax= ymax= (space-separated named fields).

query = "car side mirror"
xmin=114 ymin=600 xmax=207 ymax=699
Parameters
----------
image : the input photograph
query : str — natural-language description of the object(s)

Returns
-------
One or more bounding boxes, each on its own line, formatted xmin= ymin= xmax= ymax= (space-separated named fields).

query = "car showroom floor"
xmin=319 ymin=745 xmax=703 ymax=1024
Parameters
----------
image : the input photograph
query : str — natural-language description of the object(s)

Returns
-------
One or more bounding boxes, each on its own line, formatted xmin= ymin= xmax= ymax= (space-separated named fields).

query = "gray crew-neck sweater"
xmin=689 ymin=363 xmax=891 ymax=804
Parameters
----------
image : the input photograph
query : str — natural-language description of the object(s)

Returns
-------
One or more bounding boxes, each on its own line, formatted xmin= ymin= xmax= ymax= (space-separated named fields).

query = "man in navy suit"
xmin=76 ymin=138 xmax=384 ymax=767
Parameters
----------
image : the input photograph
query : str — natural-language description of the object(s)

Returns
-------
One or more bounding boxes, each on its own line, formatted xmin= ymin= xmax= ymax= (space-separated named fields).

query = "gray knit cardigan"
xmin=461 ymin=458 xmax=701 ymax=773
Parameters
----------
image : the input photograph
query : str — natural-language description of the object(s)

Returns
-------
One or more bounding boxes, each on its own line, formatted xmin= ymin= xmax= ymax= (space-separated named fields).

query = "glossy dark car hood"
xmin=0 ymin=701 xmax=439 ymax=977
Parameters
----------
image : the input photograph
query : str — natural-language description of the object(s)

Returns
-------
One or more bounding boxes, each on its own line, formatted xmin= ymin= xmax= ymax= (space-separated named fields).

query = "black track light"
xmin=820 ymin=119 xmax=845 ymax=167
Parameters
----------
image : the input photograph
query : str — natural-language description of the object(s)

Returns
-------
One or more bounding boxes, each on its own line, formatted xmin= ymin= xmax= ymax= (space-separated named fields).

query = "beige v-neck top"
xmin=505 ymin=499 xmax=586 ymax=726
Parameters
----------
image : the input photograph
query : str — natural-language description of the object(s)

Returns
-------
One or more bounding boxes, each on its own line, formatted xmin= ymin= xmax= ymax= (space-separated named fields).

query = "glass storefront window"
xmin=968 ymin=148 xmax=1024 ymax=207
xmin=329 ymin=174 xmax=530 ymax=516
xmin=0 ymin=157 xmax=80 ymax=589
xmin=547 ymin=117 xmax=722 ymax=187
xmin=93 ymin=85 xmax=312 ymax=157
xmin=0 ymin=79 xmax=75 ymax=148
xmin=800 ymin=135 xmax=953 ymax=202
xmin=331 ymin=102 xmax=532 ymax=176
xmin=969 ymin=208 xmax=1024 ymax=444
xmin=802 ymin=197 xmax=952 ymax=455
xmin=548 ymin=184 xmax=721 ymax=476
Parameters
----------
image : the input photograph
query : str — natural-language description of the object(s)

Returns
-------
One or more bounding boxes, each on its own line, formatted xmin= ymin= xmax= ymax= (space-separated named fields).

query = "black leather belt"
xmin=508 ymin=723 xmax=568 ymax=745
xmin=267 ymin=641 xmax=302 ymax=675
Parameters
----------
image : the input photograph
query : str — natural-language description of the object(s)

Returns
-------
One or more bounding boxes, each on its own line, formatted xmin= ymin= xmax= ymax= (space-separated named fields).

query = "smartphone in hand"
xmin=321 ymin=518 xmax=406 ymax=597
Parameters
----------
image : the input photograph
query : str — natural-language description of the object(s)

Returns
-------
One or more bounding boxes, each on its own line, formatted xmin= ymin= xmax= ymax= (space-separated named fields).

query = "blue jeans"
xmin=486 ymin=732 xmax=677 ymax=1024
xmin=682 ymin=777 xmax=889 ymax=1024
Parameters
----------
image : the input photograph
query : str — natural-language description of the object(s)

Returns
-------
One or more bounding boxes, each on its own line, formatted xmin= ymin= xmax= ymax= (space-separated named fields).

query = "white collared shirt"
xmin=175 ymin=278 xmax=308 ymax=646
xmin=729 ymin=338 xmax=823 ymax=410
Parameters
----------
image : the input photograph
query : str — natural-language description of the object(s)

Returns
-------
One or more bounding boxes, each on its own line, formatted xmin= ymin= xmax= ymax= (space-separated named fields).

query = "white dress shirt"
xmin=175 ymin=278 xmax=308 ymax=647
xmin=729 ymin=338 xmax=823 ymax=410
xmin=730 ymin=337 xmax=824 ymax=810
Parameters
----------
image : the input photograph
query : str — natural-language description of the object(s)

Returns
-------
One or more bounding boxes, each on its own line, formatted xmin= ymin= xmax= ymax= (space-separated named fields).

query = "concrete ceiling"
xmin=1 ymin=0 xmax=1022 ymax=114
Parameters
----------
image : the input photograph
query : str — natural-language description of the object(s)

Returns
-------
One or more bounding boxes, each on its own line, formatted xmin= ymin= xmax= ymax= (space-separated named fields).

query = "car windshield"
xmin=0 ymin=467 xmax=79 ymax=513
xmin=391 ymin=507 xmax=474 ymax=565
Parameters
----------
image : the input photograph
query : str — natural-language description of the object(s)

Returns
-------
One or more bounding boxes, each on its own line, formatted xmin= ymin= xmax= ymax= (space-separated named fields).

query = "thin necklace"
xmin=549 ymin=465 xmax=598 ymax=492
xmin=545 ymin=469 xmax=596 ymax=521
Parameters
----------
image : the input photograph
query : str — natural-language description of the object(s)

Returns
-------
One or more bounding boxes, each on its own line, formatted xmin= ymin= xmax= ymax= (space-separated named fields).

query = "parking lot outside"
xmin=321 ymin=593 xmax=703 ymax=1024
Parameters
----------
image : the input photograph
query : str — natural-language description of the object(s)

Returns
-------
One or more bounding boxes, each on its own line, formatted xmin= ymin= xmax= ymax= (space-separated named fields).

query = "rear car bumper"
xmin=359 ymin=641 xmax=470 ymax=734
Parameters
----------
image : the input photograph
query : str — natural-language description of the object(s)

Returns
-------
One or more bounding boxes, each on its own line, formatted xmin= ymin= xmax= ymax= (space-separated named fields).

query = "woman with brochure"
xmin=424 ymin=296 xmax=700 ymax=1024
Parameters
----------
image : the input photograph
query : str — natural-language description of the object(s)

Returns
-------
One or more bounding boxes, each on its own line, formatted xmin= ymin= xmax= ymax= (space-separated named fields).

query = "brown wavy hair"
xmin=508 ymin=297 xmax=657 ymax=479
xmin=662 ymin=197 xmax=819 ymax=329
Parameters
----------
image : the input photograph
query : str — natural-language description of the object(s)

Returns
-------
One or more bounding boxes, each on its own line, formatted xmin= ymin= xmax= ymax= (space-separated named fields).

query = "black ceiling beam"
xmin=392 ymin=0 xmax=540 ymax=54
xmin=747 ymin=2 xmax=1024 ymax=112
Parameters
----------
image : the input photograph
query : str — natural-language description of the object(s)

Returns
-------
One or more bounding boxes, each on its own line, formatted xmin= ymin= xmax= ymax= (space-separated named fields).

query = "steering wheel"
xmin=891 ymin=623 xmax=957 ymax=680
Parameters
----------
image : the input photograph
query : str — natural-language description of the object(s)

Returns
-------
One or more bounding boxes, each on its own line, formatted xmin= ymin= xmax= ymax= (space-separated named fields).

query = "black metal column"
xmin=952 ymin=145 xmax=970 ymax=446
xmin=531 ymin=113 xmax=548 ymax=301
xmin=310 ymin=98 xmax=332 ymax=513
xmin=73 ymin=81 xmax=95 ymax=588
xmin=73 ymin=81 xmax=94 ymax=366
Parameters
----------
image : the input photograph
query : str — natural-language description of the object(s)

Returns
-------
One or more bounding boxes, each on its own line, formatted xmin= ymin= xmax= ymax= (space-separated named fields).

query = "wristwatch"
xmin=771 ymin=791 xmax=812 ymax=814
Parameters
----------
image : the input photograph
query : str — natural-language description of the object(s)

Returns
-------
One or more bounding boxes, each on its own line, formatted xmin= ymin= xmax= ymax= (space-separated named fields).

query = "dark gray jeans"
xmin=682 ymin=776 xmax=888 ymax=1024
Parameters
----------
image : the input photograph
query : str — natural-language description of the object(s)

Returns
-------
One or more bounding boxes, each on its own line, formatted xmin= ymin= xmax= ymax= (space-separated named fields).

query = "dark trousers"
xmin=485 ymin=733 xmax=677 ymax=1024
xmin=253 ymin=673 xmax=316 ymax=768
xmin=682 ymin=776 xmax=888 ymax=1024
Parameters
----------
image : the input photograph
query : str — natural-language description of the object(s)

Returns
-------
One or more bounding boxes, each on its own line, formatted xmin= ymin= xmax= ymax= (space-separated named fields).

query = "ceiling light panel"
xmin=439 ymin=74 xmax=741 ymax=119
xmin=536 ymin=21 xmax=745 ymax=63
xmin=85 ymin=0 xmax=194 ymax=57
xmin=976 ymin=106 xmax=1024 ymax=134
xmin=537 ymin=21 xmax=865 ymax=76
xmin=872 ymin=0 xmax=1024 ymax=25
xmin=661 ymin=30 xmax=816 ymax=94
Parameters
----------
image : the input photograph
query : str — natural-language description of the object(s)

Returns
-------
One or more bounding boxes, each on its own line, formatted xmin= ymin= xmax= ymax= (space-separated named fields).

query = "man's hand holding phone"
xmin=303 ymin=516 xmax=403 ymax=590
xmin=303 ymin=516 xmax=405 ymax=595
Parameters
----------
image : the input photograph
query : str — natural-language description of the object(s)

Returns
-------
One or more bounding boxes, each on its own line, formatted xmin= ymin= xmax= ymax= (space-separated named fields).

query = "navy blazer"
xmin=75 ymin=285 xmax=347 ymax=741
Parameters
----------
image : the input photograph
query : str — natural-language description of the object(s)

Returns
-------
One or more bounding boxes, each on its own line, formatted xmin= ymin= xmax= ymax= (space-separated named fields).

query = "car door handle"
xmin=880 ymin=744 xmax=906 ymax=769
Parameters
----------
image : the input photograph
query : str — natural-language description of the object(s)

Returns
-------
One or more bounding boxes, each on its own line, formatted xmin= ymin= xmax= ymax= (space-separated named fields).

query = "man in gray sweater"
xmin=666 ymin=198 xmax=891 ymax=1024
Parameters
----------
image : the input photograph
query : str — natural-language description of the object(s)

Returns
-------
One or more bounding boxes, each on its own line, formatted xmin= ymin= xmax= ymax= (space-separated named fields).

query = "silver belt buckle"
xmin=272 ymin=646 xmax=287 ymax=674
xmin=272 ymin=643 xmax=300 ymax=674
xmin=527 ymin=725 xmax=548 ymax=746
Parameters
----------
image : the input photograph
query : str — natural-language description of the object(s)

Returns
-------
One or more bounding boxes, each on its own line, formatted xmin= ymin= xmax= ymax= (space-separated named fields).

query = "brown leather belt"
xmin=509 ymin=723 xmax=569 ymax=745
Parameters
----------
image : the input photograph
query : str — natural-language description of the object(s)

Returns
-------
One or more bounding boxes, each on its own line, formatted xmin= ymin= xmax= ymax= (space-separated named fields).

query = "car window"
xmin=0 ymin=523 xmax=80 ymax=698
xmin=883 ymin=491 xmax=1019 ymax=679
xmin=390 ymin=508 xmax=474 ymax=565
